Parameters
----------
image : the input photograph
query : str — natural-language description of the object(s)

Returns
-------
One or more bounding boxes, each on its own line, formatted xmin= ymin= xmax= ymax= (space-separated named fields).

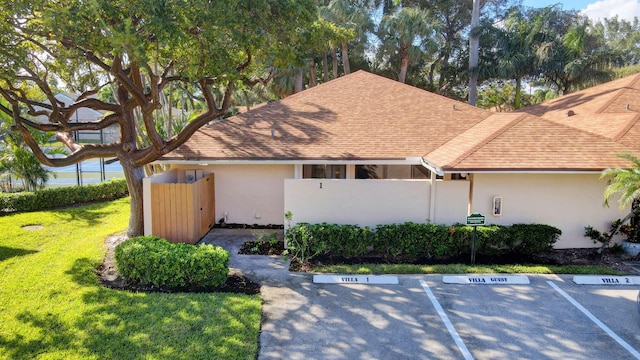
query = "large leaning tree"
xmin=0 ymin=0 xmax=316 ymax=236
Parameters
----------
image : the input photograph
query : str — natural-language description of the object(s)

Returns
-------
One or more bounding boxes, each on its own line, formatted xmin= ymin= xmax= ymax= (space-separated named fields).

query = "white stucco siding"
xmin=471 ymin=173 xmax=627 ymax=249
xmin=434 ymin=180 xmax=470 ymax=225
xmin=284 ymin=179 xmax=432 ymax=227
xmin=172 ymin=164 xmax=293 ymax=226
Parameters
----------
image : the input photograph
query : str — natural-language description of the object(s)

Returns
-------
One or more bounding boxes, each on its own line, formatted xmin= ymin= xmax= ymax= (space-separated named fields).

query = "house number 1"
xmin=319 ymin=182 xmax=323 ymax=189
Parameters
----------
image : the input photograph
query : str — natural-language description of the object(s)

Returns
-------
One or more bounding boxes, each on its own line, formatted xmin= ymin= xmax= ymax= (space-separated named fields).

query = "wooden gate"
xmin=150 ymin=174 xmax=215 ymax=244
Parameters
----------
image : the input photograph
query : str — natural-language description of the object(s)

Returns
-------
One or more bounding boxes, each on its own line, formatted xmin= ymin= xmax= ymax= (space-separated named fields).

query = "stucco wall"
xmin=471 ymin=173 xmax=627 ymax=249
xmin=171 ymin=164 xmax=294 ymax=226
xmin=284 ymin=179 xmax=433 ymax=227
xmin=434 ymin=180 xmax=470 ymax=224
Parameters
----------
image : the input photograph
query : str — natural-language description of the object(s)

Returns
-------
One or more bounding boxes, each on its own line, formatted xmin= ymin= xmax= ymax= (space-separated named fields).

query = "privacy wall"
xmin=284 ymin=179 xmax=470 ymax=227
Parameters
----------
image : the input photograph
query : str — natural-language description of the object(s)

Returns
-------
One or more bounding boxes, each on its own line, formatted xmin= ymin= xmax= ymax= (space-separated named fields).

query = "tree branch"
xmin=17 ymin=113 xmax=120 ymax=132
xmin=241 ymin=66 xmax=276 ymax=87
xmin=132 ymin=80 xmax=234 ymax=166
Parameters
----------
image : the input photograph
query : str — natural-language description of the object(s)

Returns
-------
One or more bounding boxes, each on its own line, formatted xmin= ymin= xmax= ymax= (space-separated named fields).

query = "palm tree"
xmin=377 ymin=7 xmax=434 ymax=84
xmin=537 ymin=20 xmax=614 ymax=94
xmin=321 ymin=0 xmax=373 ymax=76
xmin=590 ymin=153 xmax=640 ymax=252
xmin=490 ymin=8 xmax=551 ymax=109
xmin=0 ymin=123 xmax=58 ymax=192
xmin=603 ymin=154 xmax=640 ymax=212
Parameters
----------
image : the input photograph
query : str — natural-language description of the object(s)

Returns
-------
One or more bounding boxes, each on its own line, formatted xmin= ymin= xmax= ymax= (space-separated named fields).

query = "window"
xmin=303 ymin=165 xmax=346 ymax=179
xmin=355 ymin=165 xmax=434 ymax=179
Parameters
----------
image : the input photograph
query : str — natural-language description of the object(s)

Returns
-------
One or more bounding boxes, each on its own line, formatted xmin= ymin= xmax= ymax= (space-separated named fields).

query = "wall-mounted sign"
xmin=492 ymin=196 xmax=503 ymax=216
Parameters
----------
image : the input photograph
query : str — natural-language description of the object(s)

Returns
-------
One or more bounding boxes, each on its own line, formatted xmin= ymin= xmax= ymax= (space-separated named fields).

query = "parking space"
xmin=421 ymin=275 xmax=640 ymax=360
xmin=210 ymin=233 xmax=640 ymax=360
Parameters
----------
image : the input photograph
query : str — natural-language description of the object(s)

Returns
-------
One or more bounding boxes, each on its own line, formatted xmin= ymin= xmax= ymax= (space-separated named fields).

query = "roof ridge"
xmin=541 ymin=114 xmax=631 ymax=144
xmin=626 ymin=72 xmax=640 ymax=88
xmin=593 ymin=74 xmax=640 ymax=114
xmin=277 ymin=71 xmax=374 ymax=103
xmin=614 ymin=113 xmax=640 ymax=142
xmin=440 ymin=113 xmax=527 ymax=168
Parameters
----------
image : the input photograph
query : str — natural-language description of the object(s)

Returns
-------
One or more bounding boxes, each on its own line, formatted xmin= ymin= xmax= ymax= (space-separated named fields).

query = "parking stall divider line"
xmin=546 ymin=281 xmax=640 ymax=359
xmin=420 ymin=280 xmax=475 ymax=360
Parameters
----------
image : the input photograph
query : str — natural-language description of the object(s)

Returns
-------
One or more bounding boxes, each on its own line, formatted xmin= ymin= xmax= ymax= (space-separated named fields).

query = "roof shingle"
xmin=164 ymin=70 xmax=640 ymax=172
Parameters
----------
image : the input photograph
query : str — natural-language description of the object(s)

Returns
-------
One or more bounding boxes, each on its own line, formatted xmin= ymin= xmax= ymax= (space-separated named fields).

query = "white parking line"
xmin=420 ymin=280 xmax=474 ymax=360
xmin=547 ymin=281 xmax=640 ymax=359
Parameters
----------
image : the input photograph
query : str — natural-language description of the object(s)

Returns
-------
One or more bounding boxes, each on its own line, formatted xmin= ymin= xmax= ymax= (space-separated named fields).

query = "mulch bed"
xmin=239 ymin=240 xmax=286 ymax=255
xmin=98 ymin=235 xmax=260 ymax=295
xmin=238 ymin=240 xmax=640 ymax=274
xmin=99 ymin=237 xmax=640 ymax=295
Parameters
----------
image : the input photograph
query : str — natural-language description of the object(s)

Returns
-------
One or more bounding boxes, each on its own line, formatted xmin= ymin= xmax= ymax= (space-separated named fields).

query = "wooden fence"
xmin=150 ymin=173 xmax=215 ymax=244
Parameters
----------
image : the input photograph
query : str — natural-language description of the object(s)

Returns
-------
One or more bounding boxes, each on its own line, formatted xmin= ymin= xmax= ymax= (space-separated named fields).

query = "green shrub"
xmin=373 ymin=222 xmax=453 ymax=260
xmin=284 ymin=221 xmax=561 ymax=263
xmin=115 ymin=236 xmax=229 ymax=289
xmin=506 ymin=224 xmax=560 ymax=256
xmin=284 ymin=222 xmax=327 ymax=264
xmin=0 ymin=178 xmax=128 ymax=213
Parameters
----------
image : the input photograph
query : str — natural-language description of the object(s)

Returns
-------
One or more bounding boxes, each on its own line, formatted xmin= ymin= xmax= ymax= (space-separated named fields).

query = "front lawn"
xmin=0 ymin=198 xmax=261 ymax=360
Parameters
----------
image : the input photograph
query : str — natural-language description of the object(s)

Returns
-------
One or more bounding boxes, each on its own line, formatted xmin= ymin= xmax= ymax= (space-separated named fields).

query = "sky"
xmin=521 ymin=0 xmax=640 ymax=21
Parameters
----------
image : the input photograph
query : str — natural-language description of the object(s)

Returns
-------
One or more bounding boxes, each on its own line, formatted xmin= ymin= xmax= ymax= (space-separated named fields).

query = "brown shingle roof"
xmin=427 ymin=114 xmax=635 ymax=171
xmin=517 ymin=72 xmax=640 ymax=147
xmin=165 ymin=71 xmax=490 ymax=161
xmin=164 ymin=70 xmax=640 ymax=172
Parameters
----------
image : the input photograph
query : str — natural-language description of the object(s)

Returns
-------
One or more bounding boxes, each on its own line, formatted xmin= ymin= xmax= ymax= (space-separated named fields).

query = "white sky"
xmin=581 ymin=0 xmax=640 ymax=21
xmin=522 ymin=0 xmax=640 ymax=22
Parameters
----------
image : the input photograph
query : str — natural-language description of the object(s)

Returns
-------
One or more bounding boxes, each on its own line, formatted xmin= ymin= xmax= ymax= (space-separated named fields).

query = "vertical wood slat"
xmin=202 ymin=174 xmax=215 ymax=234
xmin=149 ymin=173 xmax=216 ymax=244
xmin=183 ymin=184 xmax=193 ymax=242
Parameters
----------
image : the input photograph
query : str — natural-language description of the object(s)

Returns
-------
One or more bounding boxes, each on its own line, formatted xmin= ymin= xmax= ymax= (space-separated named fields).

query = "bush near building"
xmin=0 ymin=178 xmax=128 ymax=213
xmin=115 ymin=236 xmax=230 ymax=290
xmin=285 ymin=222 xmax=561 ymax=263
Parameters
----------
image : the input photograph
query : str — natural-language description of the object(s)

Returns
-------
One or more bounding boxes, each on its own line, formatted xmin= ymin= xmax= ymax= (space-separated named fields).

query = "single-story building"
xmin=144 ymin=70 xmax=640 ymax=248
xmin=36 ymin=93 xmax=120 ymax=143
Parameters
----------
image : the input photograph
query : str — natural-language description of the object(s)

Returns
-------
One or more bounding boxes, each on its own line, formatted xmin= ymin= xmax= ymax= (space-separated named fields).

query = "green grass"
xmin=0 ymin=198 xmax=261 ymax=360
xmin=312 ymin=263 xmax=623 ymax=275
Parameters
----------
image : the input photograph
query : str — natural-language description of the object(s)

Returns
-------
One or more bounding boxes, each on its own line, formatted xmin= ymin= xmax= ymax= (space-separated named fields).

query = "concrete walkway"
xmin=200 ymin=229 xmax=463 ymax=360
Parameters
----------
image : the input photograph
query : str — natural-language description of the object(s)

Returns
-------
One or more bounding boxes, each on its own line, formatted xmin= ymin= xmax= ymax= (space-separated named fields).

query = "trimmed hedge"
xmin=0 ymin=179 xmax=128 ymax=213
xmin=285 ymin=222 xmax=561 ymax=263
xmin=115 ymin=236 xmax=229 ymax=289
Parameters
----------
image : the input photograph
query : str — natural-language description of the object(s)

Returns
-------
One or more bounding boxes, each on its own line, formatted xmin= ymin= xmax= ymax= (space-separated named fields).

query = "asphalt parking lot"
xmin=259 ymin=274 xmax=640 ymax=360
xmin=203 ymin=230 xmax=640 ymax=360
xmin=422 ymin=275 xmax=640 ymax=360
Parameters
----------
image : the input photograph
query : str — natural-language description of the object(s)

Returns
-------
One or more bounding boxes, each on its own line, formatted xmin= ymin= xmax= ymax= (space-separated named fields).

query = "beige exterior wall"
xmin=284 ymin=179 xmax=432 ymax=227
xmin=434 ymin=180 xmax=470 ymax=224
xmin=471 ymin=173 xmax=627 ymax=248
xmin=284 ymin=179 xmax=469 ymax=227
xmin=171 ymin=164 xmax=294 ymax=226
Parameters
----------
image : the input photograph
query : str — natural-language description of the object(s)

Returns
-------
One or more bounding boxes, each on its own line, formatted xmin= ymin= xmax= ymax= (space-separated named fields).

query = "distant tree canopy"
xmin=1 ymin=0 xmax=638 ymax=235
xmin=0 ymin=0 xmax=317 ymax=236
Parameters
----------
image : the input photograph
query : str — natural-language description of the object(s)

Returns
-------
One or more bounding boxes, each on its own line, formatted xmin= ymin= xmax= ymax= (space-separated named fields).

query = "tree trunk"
xmin=294 ymin=69 xmax=304 ymax=93
xmin=309 ymin=58 xmax=317 ymax=87
xmin=332 ymin=48 xmax=339 ymax=79
xmin=398 ymin=56 xmax=409 ymax=84
xmin=322 ymin=52 xmax=329 ymax=83
xmin=437 ymin=48 xmax=452 ymax=95
xmin=468 ymin=0 xmax=480 ymax=106
xmin=121 ymin=157 xmax=146 ymax=237
xmin=514 ymin=77 xmax=522 ymax=110
xmin=341 ymin=42 xmax=351 ymax=75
